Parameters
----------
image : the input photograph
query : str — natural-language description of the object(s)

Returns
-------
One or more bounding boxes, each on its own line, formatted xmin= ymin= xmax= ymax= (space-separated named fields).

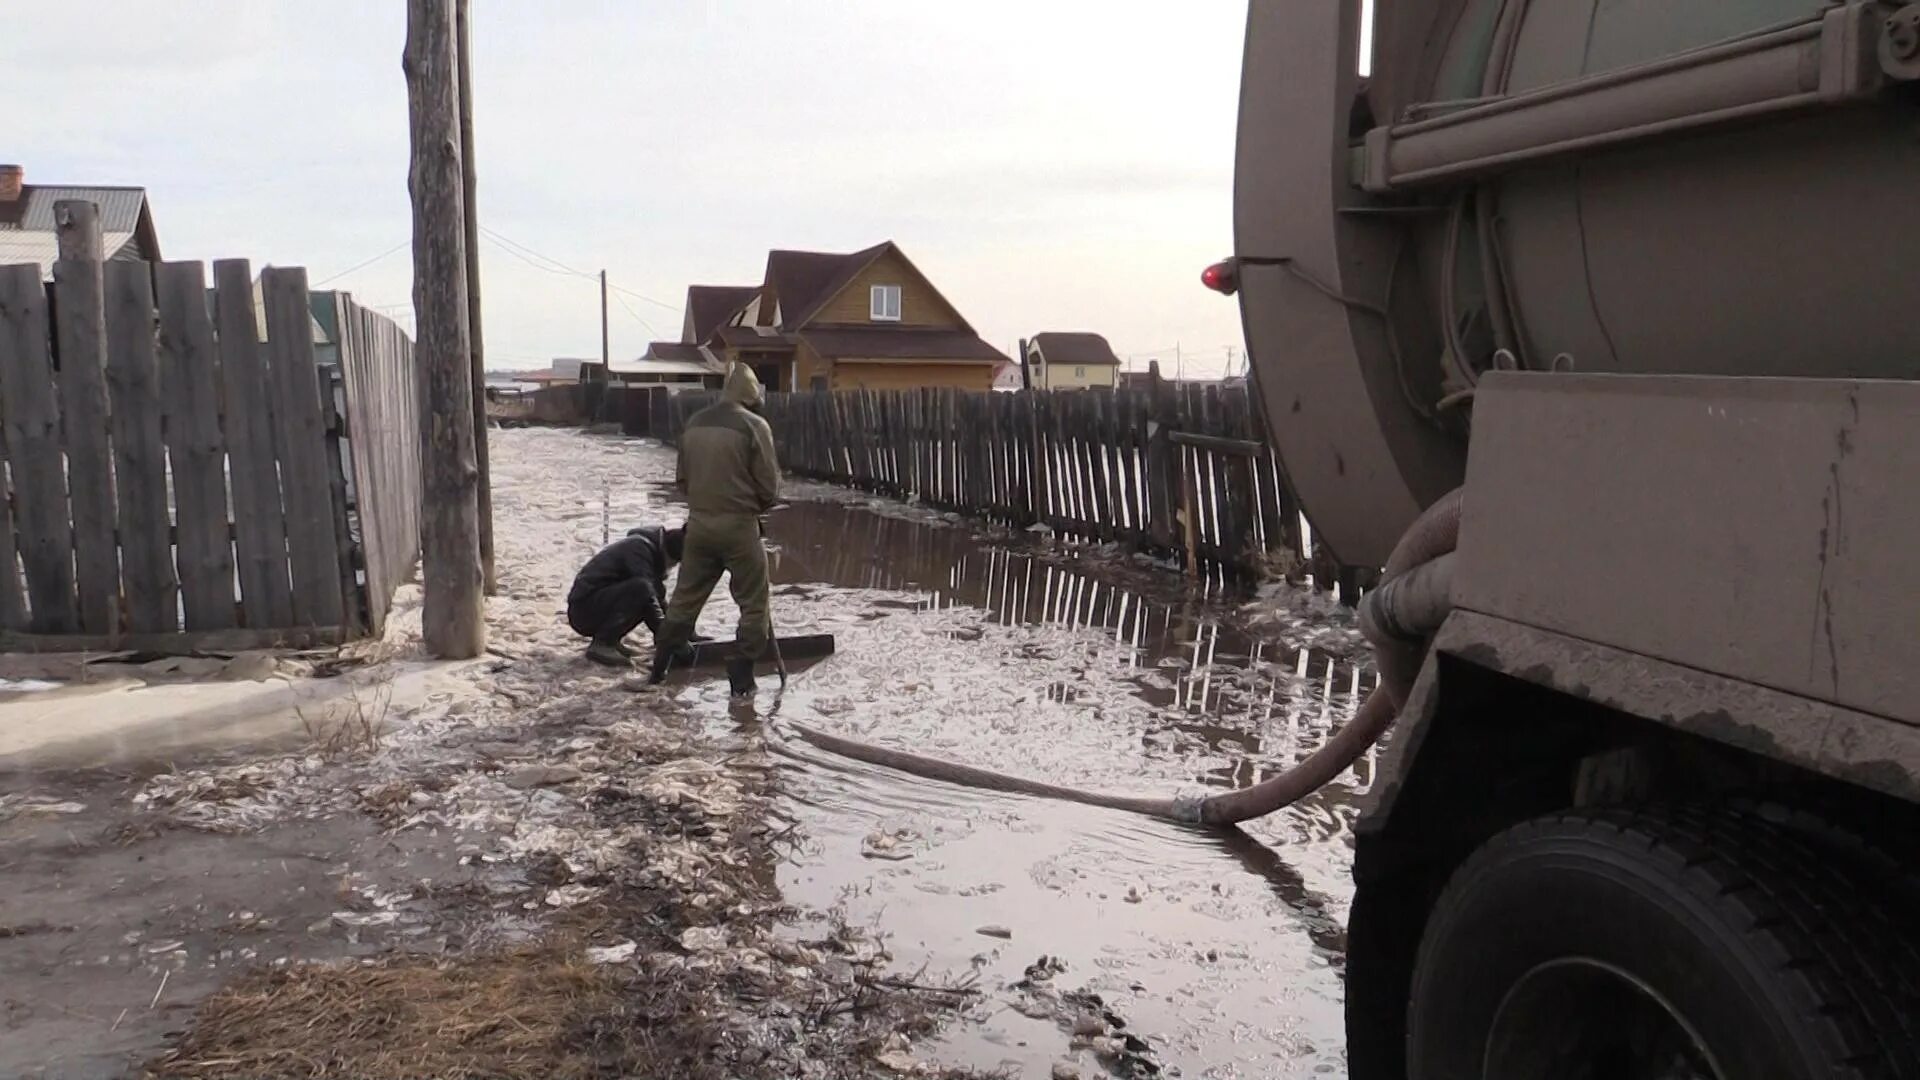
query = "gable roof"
xmin=1030 ymin=332 xmax=1122 ymax=367
xmin=0 ymin=184 xmax=158 ymax=280
xmin=764 ymin=240 xmax=981 ymax=336
xmin=764 ymin=242 xmax=887 ymax=331
xmin=683 ymin=285 xmax=760 ymax=345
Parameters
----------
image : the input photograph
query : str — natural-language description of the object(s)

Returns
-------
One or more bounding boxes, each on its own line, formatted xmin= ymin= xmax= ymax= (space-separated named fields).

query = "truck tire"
xmin=1406 ymin=808 xmax=1920 ymax=1080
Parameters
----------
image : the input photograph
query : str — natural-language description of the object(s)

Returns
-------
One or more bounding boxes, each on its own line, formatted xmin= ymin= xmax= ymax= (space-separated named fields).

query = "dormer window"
xmin=870 ymin=285 xmax=902 ymax=322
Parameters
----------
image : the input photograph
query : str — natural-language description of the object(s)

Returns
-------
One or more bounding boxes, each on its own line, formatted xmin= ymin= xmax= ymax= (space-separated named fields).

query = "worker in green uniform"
xmin=650 ymin=363 xmax=779 ymax=696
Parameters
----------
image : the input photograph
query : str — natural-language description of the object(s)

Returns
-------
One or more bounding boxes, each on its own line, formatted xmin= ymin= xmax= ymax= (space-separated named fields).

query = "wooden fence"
xmin=662 ymin=379 xmax=1310 ymax=580
xmin=0 ymin=256 xmax=422 ymax=651
xmin=333 ymin=292 xmax=423 ymax=637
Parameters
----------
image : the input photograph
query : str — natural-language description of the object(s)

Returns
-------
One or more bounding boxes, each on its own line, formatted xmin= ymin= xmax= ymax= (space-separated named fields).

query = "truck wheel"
xmin=1406 ymin=808 xmax=1920 ymax=1080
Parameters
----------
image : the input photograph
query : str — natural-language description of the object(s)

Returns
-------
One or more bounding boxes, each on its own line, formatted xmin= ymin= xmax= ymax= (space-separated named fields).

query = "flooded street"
xmin=0 ymin=426 xmax=1370 ymax=1079
xmin=612 ymin=432 xmax=1375 ymax=1077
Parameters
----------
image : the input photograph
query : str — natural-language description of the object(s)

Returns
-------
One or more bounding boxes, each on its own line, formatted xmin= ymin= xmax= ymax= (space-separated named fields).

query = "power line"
xmin=313 ymin=240 xmax=410 ymax=287
xmin=477 ymin=226 xmax=680 ymax=312
xmin=609 ymin=290 xmax=660 ymax=339
xmin=478 ymin=226 xmax=593 ymax=279
xmin=480 ymin=232 xmax=588 ymax=279
xmin=605 ymin=280 xmax=680 ymax=313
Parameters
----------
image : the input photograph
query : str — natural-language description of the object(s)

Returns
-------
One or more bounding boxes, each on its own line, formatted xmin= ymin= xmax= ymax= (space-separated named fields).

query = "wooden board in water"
xmin=684 ymin=633 xmax=836 ymax=668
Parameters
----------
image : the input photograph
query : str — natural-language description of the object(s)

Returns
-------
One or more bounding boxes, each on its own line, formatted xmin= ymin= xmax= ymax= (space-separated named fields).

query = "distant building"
xmin=548 ymin=358 xmax=606 ymax=386
xmin=613 ymin=342 xmax=724 ymax=393
xmin=1025 ymin=332 xmax=1121 ymax=390
xmin=667 ymin=241 xmax=1009 ymax=393
xmin=631 ymin=286 xmax=745 ymax=394
xmin=0 ymin=165 xmax=161 ymax=279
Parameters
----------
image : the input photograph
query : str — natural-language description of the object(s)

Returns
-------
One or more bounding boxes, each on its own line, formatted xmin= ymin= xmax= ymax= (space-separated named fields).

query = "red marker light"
xmin=1201 ymin=259 xmax=1238 ymax=295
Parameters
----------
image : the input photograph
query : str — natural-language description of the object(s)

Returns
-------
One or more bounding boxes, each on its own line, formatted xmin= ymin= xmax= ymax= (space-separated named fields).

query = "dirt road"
xmin=0 ymin=426 xmax=1369 ymax=1079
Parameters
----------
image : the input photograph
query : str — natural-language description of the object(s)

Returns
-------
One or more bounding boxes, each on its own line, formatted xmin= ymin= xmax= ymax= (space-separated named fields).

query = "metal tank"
xmin=1234 ymin=0 xmax=1920 ymax=567
xmin=1227 ymin=3 xmax=1920 ymax=1077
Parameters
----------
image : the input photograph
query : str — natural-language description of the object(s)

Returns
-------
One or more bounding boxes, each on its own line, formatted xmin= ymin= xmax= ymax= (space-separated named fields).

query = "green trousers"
xmin=657 ymin=513 xmax=771 ymax=660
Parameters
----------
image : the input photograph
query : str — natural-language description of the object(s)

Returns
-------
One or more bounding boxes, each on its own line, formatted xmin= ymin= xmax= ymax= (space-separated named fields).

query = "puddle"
xmin=666 ymin=494 xmax=1373 ymax=1077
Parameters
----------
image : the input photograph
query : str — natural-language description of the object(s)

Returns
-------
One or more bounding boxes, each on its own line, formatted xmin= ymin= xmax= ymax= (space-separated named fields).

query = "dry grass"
xmin=145 ymin=945 xmax=653 ymax=1080
xmin=297 ymin=678 xmax=394 ymax=758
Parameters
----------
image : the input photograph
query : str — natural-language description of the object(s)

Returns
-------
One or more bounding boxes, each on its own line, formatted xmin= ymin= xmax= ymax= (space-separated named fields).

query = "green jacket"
xmin=677 ymin=364 xmax=780 ymax=517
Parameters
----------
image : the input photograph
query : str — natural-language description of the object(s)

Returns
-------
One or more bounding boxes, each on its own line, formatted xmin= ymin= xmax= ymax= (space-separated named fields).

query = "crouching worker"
xmin=567 ymin=525 xmax=687 ymax=667
xmin=651 ymin=363 xmax=778 ymax=696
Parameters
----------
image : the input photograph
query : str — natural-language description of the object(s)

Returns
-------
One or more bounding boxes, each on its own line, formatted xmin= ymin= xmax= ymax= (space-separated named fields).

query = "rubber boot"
xmin=726 ymin=656 xmax=756 ymax=698
xmin=586 ymin=640 xmax=631 ymax=668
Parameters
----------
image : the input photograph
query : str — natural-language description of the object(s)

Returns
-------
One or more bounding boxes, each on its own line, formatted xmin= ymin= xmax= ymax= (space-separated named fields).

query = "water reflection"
xmin=762 ymin=500 xmax=1380 ymax=800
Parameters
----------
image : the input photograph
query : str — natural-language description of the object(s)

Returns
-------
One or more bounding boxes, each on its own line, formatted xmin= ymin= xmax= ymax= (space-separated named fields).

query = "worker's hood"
xmin=622 ymin=524 xmax=669 ymax=575
xmin=723 ymin=363 xmax=764 ymax=408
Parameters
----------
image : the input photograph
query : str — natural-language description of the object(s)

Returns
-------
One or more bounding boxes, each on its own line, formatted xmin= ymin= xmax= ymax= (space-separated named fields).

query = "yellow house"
xmin=691 ymin=241 xmax=1008 ymax=393
xmin=1026 ymin=332 xmax=1122 ymax=390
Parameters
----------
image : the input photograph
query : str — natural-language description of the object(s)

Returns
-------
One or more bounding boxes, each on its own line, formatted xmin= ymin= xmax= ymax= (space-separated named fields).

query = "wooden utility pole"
xmin=599 ymin=270 xmax=610 ymax=370
xmin=455 ymin=0 xmax=496 ymax=595
xmin=1018 ymin=336 xmax=1032 ymax=391
xmin=405 ymin=0 xmax=486 ymax=659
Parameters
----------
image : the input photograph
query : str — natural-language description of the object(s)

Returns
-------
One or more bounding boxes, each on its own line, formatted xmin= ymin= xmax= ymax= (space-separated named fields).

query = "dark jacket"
xmin=567 ymin=526 xmax=670 ymax=617
xmin=677 ymin=364 xmax=780 ymax=518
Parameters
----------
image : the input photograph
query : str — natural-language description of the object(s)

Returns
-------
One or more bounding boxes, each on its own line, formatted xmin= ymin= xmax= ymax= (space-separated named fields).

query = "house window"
xmin=1075 ymin=366 xmax=1086 ymax=379
xmin=870 ymin=285 xmax=902 ymax=322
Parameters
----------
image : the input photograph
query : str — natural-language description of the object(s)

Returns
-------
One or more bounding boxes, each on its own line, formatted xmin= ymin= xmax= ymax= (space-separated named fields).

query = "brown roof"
xmin=764 ymin=241 xmax=892 ymax=330
xmin=801 ymin=327 xmax=1008 ymax=364
xmin=685 ymin=285 xmax=759 ymax=344
xmin=715 ymin=325 xmax=796 ymax=350
xmin=1030 ymin=332 xmax=1121 ymax=367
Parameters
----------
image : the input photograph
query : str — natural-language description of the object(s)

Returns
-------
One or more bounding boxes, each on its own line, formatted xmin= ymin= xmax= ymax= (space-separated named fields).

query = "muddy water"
xmin=648 ymin=481 xmax=1375 ymax=1077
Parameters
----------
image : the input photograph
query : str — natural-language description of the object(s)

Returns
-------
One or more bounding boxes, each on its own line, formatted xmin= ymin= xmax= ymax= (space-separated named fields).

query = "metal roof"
xmin=0 ymin=185 xmax=150 ymax=280
xmin=615 ymin=357 xmax=721 ymax=377
xmin=614 ymin=342 xmax=724 ymax=377
xmin=5 ymin=186 xmax=148 ymax=232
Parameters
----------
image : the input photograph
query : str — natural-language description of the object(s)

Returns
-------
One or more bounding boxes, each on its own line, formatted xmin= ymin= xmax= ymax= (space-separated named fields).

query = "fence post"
xmin=406 ymin=0 xmax=486 ymax=659
xmin=52 ymin=200 xmax=119 ymax=635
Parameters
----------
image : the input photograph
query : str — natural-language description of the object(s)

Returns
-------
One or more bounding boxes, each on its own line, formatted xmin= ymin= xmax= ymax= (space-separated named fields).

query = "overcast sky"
xmin=6 ymin=2 xmax=1254 ymax=375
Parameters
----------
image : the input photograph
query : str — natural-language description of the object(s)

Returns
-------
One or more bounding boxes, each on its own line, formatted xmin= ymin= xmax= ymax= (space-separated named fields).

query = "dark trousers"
xmin=566 ymin=578 xmax=660 ymax=645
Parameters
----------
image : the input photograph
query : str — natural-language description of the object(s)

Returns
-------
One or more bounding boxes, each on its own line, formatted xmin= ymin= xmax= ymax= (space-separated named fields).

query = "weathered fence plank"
xmin=262 ymin=267 xmax=345 ymax=628
xmin=337 ymin=294 xmax=424 ymax=636
xmin=102 ymin=261 xmax=179 ymax=633
xmin=0 ymin=445 xmax=25 ymax=630
xmin=1100 ymin=392 xmax=1127 ymax=541
xmin=52 ymin=245 xmax=119 ymax=635
xmin=0 ymin=255 xmax=424 ymax=654
xmin=155 ymin=261 xmax=240 ymax=631
xmin=213 ymin=259 xmax=296 ymax=629
xmin=0 ymin=266 xmax=77 ymax=632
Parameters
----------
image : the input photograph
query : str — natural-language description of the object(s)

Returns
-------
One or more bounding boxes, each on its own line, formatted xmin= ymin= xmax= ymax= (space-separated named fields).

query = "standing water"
xmin=648 ymin=483 xmax=1373 ymax=1076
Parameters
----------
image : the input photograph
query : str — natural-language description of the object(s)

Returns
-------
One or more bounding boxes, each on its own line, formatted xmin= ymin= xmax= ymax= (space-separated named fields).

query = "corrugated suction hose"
xmin=787 ymin=490 xmax=1465 ymax=825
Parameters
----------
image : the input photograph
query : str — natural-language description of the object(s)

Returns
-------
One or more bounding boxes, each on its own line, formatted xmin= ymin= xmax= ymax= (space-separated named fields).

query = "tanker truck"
xmin=1217 ymin=3 xmax=1920 ymax=1077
